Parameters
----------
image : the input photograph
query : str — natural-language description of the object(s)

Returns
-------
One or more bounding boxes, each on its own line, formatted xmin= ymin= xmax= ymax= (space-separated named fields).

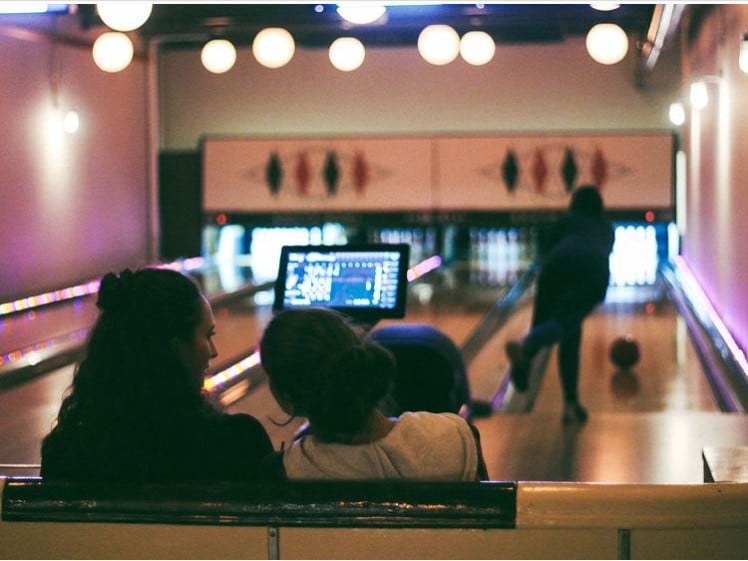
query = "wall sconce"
xmin=668 ymin=102 xmax=685 ymax=126
xmin=740 ymin=33 xmax=748 ymax=74
xmin=63 ymin=110 xmax=80 ymax=134
xmin=690 ymin=81 xmax=708 ymax=110
xmin=201 ymin=39 xmax=237 ymax=74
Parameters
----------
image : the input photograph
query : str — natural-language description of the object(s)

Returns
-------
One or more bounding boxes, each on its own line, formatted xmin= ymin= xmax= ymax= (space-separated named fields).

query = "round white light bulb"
xmin=739 ymin=37 xmax=748 ymax=73
xmin=459 ymin=31 xmax=495 ymax=66
xmin=418 ymin=25 xmax=460 ymax=66
xmin=690 ymin=81 xmax=708 ymax=110
xmin=585 ymin=23 xmax=628 ymax=64
xmin=96 ymin=2 xmax=152 ymax=32
xmin=336 ymin=3 xmax=386 ymax=25
xmin=253 ymin=27 xmax=295 ymax=69
xmin=63 ymin=110 xmax=80 ymax=134
xmin=92 ymin=32 xmax=134 ymax=73
xmin=201 ymin=39 xmax=237 ymax=74
xmin=668 ymin=102 xmax=685 ymax=126
xmin=590 ymin=3 xmax=620 ymax=11
xmin=329 ymin=37 xmax=366 ymax=71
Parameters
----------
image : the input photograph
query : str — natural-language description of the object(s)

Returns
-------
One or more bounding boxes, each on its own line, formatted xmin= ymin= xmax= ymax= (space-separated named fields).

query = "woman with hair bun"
xmin=41 ymin=267 xmax=274 ymax=481
xmin=259 ymin=308 xmax=487 ymax=480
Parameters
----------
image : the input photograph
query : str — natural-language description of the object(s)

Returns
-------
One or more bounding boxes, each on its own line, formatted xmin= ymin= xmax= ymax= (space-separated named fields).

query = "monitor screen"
xmin=273 ymin=244 xmax=410 ymax=320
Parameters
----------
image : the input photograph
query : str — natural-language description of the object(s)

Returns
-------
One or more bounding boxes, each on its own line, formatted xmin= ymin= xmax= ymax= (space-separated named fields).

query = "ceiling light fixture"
xmin=92 ymin=31 xmax=134 ymax=72
xmin=585 ymin=23 xmax=628 ymax=64
xmin=336 ymin=3 xmax=386 ymax=25
xmin=253 ymin=28 xmax=295 ymax=69
xmin=329 ymin=37 xmax=366 ymax=71
xmin=590 ymin=2 xmax=620 ymax=11
xmin=201 ymin=39 xmax=237 ymax=74
xmin=418 ymin=25 xmax=460 ymax=66
xmin=459 ymin=31 xmax=495 ymax=66
xmin=96 ymin=2 xmax=152 ymax=32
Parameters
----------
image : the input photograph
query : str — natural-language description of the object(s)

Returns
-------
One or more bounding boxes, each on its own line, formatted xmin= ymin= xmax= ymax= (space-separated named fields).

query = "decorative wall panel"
xmin=203 ymin=133 xmax=673 ymax=213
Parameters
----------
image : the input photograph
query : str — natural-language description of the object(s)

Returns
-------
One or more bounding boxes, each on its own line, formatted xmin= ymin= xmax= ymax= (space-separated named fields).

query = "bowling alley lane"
xmin=3 ymin=222 xmax=748 ymax=483
xmin=0 ymin=298 xmax=98 ymax=358
xmin=463 ymin=286 xmax=748 ymax=483
xmin=230 ymin=264 xmax=748 ymax=484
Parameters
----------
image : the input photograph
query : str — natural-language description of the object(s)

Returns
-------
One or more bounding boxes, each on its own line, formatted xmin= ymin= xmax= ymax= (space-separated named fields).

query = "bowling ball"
xmin=609 ymin=335 xmax=640 ymax=369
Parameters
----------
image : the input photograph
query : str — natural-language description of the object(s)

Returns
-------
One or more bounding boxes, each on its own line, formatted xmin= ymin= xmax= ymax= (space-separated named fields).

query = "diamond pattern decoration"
xmin=531 ymin=148 xmax=548 ymax=193
xmin=561 ymin=147 xmax=578 ymax=193
xmin=295 ymin=151 xmax=311 ymax=195
xmin=591 ymin=147 xmax=608 ymax=188
xmin=501 ymin=149 xmax=519 ymax=193
xmin=324 ymin=151 xmax=340 ymax=196
xmin=265 ymin=151 xmax=282 ymax=195
xmin=352 ymin=150 xmax=370 ymax=195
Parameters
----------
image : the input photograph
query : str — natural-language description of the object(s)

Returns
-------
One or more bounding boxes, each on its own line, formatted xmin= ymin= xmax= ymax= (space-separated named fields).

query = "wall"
xmin=158 ymin=35 xmax=681 ymax=150
xmin=681 ymin=5 xmax=748 ymax=354
xmin=0 ymin=12 xmax=151 ymax=301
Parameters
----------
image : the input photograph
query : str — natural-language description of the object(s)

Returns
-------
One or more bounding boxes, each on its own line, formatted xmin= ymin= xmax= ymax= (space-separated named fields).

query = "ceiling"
xmin=76 ymin=3 xmax=659 ymax=50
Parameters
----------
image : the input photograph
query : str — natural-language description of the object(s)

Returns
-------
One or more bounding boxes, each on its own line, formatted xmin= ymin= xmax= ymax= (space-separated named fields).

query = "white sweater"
xmin=283 ymin=411 xmax=479 ymax=480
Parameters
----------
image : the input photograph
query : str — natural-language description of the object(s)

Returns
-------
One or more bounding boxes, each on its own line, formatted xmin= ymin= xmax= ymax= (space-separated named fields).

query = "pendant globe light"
xmin=585 ymin=23 xmax=628 ymax=64
xmin=253 ymin=28 xmax=295 ymax=69
xmin=92 ymin=31 xmax=134 ymax=72
xmin=336 ymin=3 xmax=386 ymax=25
xmin=329 ymin=37 xmax=366 ymax=71
xmin=201 ymin=39 xmax=237 ymax=74
xmin=96 ymin=2 xmax=152 ymax=32
xmin=418 ymin=25 xmax=460 ymax=66
xmin=459 ymin=31 xmax=495 ymax=66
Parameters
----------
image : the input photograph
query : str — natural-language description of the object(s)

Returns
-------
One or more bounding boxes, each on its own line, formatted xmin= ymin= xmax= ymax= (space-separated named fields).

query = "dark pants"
xmin=523 ymin=244 xmax=609 ymax=403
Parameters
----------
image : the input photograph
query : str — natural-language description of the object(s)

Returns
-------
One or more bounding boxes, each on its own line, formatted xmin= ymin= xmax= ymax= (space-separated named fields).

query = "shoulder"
xmin=396 ymin=411 xmax=473 ymax=437
xmin=205 ymin=412 xmax=273 ymax=452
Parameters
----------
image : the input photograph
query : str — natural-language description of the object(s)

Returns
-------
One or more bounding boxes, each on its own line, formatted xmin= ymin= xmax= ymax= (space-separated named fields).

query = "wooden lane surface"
xmin=10 ymin=276 xmax=743 ymax=484
xmin=231 ymin=280 xmax=746 ymax=484
xmin=469 ymin=292 xmax=748 ymax=483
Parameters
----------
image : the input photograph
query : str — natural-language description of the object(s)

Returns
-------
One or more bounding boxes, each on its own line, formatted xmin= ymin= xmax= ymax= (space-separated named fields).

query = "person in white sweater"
xmin=259 ymin=308 xmax=488 ymax=480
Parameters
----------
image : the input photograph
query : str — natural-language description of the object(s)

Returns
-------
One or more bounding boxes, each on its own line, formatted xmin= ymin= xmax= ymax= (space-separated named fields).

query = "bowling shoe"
xmin=505 ymin=340 xmax=530 ymax=392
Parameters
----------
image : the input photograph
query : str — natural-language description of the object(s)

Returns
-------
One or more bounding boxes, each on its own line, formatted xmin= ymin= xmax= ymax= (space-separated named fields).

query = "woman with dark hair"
xmin=41 ymin=267 xmax=273 ymax=481
xmin=505 ymin=184 xmax=615 ymax=425
xmin=259 ymin=308 xmax=487 ymax=480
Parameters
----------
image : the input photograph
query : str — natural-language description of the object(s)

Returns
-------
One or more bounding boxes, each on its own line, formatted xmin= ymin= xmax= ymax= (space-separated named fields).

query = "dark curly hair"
xmin=42 ymin=267 xmax=211 ymax=479
xmin=259 ymin=308 xmax=395 ymax=443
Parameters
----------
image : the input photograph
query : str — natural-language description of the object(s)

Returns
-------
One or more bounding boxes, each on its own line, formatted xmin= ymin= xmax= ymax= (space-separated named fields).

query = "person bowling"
xmin=505 ymin=184 xmax=614 ymax=425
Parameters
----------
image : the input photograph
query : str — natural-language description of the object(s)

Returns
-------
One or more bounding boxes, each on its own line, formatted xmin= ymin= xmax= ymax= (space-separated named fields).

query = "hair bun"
xmin=96 ymin=269 xmax=135 ymax=311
